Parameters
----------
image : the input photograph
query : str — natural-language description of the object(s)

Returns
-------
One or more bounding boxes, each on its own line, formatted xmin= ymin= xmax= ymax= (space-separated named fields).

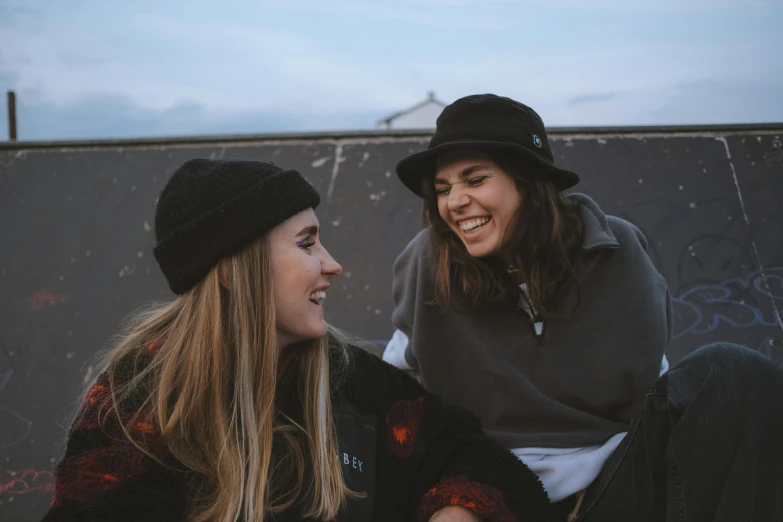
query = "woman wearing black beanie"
xmin=42 ymin=158 xmax=554 ymax=522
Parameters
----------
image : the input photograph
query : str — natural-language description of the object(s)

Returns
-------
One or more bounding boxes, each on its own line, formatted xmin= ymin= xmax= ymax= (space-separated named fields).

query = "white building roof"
xmin=377 ymin=92 xmax=447 ymax=130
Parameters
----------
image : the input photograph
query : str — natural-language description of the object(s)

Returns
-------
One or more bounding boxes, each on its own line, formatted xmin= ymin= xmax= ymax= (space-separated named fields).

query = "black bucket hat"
xmin=396 ymin=94 xmax=580 ymax=197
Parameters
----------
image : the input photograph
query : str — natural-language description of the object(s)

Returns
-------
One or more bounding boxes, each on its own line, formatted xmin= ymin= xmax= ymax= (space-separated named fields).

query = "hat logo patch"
xmin=532 ymin=134 xmax=543 ymax=148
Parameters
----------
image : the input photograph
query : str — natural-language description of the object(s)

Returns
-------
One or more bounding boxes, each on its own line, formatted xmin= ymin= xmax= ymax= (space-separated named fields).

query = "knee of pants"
xmin=667 ymin=342 xmax=782 ymax=410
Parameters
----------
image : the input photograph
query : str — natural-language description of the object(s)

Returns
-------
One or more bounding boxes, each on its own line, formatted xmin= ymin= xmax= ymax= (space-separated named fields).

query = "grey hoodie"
xmin=391 ymin=193 xmax=672 ymax=449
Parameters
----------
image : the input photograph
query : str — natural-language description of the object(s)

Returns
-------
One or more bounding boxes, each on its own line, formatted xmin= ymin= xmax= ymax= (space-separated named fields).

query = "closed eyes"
xmin=434 ymin=173 xmax=493 ymax=196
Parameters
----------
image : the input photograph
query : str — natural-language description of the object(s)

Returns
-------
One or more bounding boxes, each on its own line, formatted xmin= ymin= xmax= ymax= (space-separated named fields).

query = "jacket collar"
xmin=568 ymin=193 xmax=619 ymax=252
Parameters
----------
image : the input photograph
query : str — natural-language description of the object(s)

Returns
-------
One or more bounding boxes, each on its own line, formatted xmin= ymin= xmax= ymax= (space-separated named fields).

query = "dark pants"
xmin=572 ymin=343 xmax=783 ymax=522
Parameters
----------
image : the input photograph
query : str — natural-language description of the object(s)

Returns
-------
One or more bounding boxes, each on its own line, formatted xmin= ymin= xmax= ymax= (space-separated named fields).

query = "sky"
xmin=0 ymin=0 xmax=782 ymax=140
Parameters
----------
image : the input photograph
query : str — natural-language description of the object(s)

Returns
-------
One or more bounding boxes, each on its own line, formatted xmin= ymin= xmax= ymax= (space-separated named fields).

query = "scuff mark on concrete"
xmin=311 ymin=156 xmax=330 ymax=168
xmin=323 ymin=143 xmax=345 ymax=222
xmin=716 ymin=136 xmax=782 ymax=335
xmin=326 ymin=143 xmax=344 ymax=203
xmin=715 ymin=136 xmax=750 ymax=226
xmin=751 ymin=240 xmax=783 ymax=336
xmin=26 ymin=289 xmax=68 ymax=312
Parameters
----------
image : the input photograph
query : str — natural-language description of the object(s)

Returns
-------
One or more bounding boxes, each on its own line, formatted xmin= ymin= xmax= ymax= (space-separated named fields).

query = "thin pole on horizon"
xmin=7 ymin=91 xmax=17 ymax=141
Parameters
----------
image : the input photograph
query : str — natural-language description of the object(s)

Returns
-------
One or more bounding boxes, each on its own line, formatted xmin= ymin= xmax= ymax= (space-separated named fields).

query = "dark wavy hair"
xmin=421 ymin=149 xmax=585 ymax=318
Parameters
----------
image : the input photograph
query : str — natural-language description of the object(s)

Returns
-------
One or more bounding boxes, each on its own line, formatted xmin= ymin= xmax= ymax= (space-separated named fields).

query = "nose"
xmin=446 ymin=184 xmax=469 ymax=212
xmin=320 ymin=247 xmax=343 ymax=279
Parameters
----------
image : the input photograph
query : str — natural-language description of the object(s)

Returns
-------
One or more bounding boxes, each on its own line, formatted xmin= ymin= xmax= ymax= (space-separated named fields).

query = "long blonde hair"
xmin=84 ymin=236 xmax=353 ymax=521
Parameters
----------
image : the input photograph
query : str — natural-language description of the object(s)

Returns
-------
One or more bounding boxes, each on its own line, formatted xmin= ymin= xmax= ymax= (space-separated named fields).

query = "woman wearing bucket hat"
xmin=41 ymin=158 xmax=555 ymax=522
xmin=385 ymin=94 xmax=783 ymax=521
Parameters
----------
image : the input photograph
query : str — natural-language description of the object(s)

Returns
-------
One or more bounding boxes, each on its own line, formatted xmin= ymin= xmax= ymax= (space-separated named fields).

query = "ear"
xmin=217 ymin=259 xmax=232 ymax=290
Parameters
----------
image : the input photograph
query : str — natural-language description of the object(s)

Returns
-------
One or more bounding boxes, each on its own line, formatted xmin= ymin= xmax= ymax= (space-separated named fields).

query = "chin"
xmin=465 ymin=244 xmax=500 ymax=259
xmin=286 ymin=325 xmax=327 ymax=345
xmin=306 ymin=321 xmax=328 ymax=340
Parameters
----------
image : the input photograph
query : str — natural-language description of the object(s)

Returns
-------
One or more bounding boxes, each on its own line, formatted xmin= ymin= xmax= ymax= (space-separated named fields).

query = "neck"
xmin=277 ymin=347 xmax=296 ymax=379
xmin=507 ymin=267 xmax=526 ymax=286
xmin=499 ymin=248 xmax=517 ymax=266
xmin=496 ymin=253 xmax=525 ymax=285
xmin=276 ymin=332 xmax=295 ymax=354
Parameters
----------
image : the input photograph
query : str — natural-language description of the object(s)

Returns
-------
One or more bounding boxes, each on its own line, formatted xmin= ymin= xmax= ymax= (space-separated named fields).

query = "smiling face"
xmin=434 ymin=149 xmax=523 ymax=258
xmin=268 ymin=208 xmax=343 ymax=349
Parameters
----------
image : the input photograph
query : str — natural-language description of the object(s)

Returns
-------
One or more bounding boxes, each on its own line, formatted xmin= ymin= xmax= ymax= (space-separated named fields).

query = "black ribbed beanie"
xmin=153 ymin=158 xmax=320 ymax=294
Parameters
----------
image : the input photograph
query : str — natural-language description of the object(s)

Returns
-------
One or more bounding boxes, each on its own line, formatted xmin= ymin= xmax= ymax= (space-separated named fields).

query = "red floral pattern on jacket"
xmin=386 ymin=397 xmax=425 ymax=459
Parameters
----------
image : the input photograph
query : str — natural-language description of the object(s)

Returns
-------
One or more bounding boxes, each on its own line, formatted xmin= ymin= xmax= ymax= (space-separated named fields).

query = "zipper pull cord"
xmin=517 ymin=286 xmax=545 ymax=340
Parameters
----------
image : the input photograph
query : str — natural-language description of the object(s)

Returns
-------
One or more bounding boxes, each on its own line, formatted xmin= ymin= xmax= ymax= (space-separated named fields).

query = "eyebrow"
xmin=296 ymin=225 xmax=319 ymax=237
xmin=433 ymin=164 xmax=490 ymax=185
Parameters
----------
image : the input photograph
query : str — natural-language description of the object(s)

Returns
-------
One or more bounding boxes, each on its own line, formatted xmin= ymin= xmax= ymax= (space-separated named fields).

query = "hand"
xmin=429 ymin=505 xmax=480 ymax=522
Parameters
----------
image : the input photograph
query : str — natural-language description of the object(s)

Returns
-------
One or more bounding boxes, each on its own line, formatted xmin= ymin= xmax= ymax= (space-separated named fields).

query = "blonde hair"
xmin=83 ymin=236 xmax=355 ymax=522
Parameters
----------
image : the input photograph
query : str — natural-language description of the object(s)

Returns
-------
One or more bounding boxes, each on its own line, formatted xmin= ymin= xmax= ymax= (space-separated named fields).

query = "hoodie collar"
xmin=568 ymin=193 xmax=619 ymax=252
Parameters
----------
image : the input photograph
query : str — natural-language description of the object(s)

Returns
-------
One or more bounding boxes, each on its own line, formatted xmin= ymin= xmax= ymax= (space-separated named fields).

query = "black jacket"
xmin=42 ymin=342 xmax=552 ymax=521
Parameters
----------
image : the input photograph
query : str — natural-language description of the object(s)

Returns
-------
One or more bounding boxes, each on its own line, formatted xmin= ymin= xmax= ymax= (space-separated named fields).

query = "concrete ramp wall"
xmin=1 ymin=124 xmax=781 ymax=520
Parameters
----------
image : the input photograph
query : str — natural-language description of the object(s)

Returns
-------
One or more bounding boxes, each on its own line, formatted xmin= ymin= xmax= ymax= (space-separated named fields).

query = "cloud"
xmin=0 ymin=4 xmax=45 ymax=23
xmin=568 ymin=92 xmax=621 ymax=105
xmin=1 ymin=0 xmax=780 ymax=138
xmin=0 ymin=90 xmax=386 ymax=141
xmin=409 ymin=0 xmax=781 ymax=10
xmin=410 ymin=0 xmax=518 ymax=5
xmin=0 ymin=3 xmax=45 ymax=35
xmin=652 ymin=78 xmax=783 ymax=124
xmin=296 ymin=1 xmax=519 ymax=30
xmin=0 ymin=12 xmax=426 ymax=113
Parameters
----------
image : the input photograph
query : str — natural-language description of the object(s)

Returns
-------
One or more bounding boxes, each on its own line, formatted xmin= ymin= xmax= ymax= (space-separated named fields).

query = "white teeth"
xmin=459 ymin=217 xmax=490 ymax=231
xmin=309 ymin=290 xmax=326 ymax=304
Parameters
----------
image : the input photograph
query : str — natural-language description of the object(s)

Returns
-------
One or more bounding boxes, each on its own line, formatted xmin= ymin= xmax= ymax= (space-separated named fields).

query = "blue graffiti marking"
xmin=0 ymin=406 xmax=33 ymax=450
xmin=0 ymin=369 xmax=34 ymax=449
xmin=0 ymin=369 xmax=13 ymax=391
xmin=673 ymin=267 xmax=783 ymax=339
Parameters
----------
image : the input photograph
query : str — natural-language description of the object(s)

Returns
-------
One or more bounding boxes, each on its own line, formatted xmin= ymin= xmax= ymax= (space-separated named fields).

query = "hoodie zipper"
xmin=517 ymin=283 xmax=546 ymax=344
